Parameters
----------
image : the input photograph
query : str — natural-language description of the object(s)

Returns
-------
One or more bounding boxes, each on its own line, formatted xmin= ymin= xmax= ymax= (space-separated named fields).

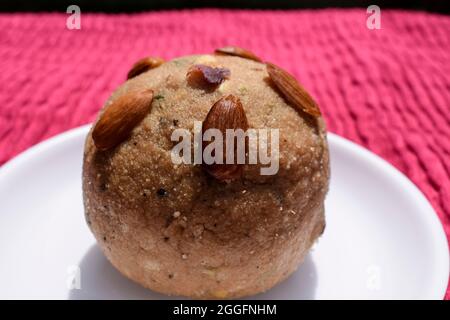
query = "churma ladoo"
xmin=82 ymin=46 xmax=329 ymax=299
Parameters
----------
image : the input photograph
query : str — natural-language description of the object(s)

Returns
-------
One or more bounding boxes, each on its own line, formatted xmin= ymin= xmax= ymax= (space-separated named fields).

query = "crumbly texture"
xmin=82 ymin=54 xmax=329 ymax=299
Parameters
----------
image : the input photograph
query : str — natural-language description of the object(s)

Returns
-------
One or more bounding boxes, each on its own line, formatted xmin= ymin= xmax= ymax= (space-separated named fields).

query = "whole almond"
xmin=266 ymin=62 xmax=321 ymax=117
xmin=127 ymin=57 xmax=165 ymax=79
xmin=215 ymin=46 xmax=262 ymax=62
xmin=92 ymin=89 xmax=154 ymax=151
xmin=202 ymin=95 xmax=249 ymax=181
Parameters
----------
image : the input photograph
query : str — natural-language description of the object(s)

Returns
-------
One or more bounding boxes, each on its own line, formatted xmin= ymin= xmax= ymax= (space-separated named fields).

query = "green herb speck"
xmin=239 ymin=86 xmax=248 ymax=94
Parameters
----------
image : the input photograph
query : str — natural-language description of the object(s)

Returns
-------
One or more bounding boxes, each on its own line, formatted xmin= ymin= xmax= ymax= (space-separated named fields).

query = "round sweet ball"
xmin=82 ymin=49 xmax=329 ymax=299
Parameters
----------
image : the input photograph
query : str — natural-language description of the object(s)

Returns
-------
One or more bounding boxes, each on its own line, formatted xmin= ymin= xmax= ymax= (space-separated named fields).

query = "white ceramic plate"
xmin=0 ymin=125 xmax=448 ymax=300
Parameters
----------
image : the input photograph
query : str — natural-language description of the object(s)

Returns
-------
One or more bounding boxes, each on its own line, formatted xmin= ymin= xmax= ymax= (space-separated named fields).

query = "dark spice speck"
xmin=157 ymin=188 xmax=167 ymax=197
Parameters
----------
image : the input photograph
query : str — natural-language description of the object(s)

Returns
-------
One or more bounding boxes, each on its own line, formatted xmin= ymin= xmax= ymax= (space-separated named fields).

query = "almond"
xmin=215 ymin=46 xmax=262 ymax=62
xmin=92 ymin=89 xmax=154 ymax=151
xmin=187 ymin=64 xmax=230 ymax=89
xmin=127 ymin=57 xmax=165 ymax=79
xmin=266 ymin=62 xmax=321 ymax=117
xmin=202 ymin=95 xmax=249 ymax=181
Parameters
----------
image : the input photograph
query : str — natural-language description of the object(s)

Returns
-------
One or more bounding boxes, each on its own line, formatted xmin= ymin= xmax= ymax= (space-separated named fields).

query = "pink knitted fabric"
xmin=0 ymin=9 xmax=449 ymax=298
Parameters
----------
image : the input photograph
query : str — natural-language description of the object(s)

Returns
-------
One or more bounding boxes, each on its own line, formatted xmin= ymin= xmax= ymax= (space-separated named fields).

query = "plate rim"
xmin=0 ymin=124 xmax=448 ymax=299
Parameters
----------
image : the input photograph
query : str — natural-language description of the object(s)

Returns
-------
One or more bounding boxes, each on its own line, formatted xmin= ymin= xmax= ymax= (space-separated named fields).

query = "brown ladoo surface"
xmin=82 ymin=52 xmax=329 ymax=299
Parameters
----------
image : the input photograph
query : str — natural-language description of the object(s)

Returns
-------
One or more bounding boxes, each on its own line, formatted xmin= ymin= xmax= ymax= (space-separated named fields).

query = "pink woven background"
xmin=0 ymin=9 xmax=449 ymax=298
